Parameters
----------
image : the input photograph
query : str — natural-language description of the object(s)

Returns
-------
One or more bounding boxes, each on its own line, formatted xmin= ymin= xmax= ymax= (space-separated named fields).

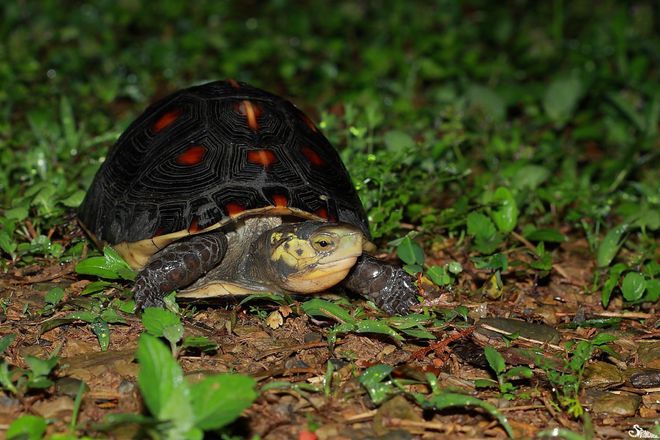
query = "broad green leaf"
xmin=400 ymin=328 xmax=436 ymax=339
xmin=0 ymin=334 xmax=16 ymax=356
xmin=190 ymin=374 xmax=257 ymax=430
xmin=75 ymin=246 xmax=135 ymax=280
xmin=474 ymin=378 xmax=498 ymax=388
xmin=484 ymin=346 xmax=506 ymax=375
xmin=644 ymin=279 xmax=660 ymax=302
xmin=0 ymin=230 xmax=17 ymax=255
xmin=524 ymin=228 xmax=566 ymax=243
xmin=596 ymin=224 xmax=628 ymax=268
xmin=383 ymin=130 xmax=415 ymax=153
xmin=396 ymin=236 xmax=424 ymax=265
xmin=358 ymin=364 xmax=394 ymax=405
xmin=490 ymin=187 xmax=518 ymax=233
xmin=80 ymin=280 xmax=113 ymax=296
xmin=591 ymin=333 xmax=617 ymax=346
xmin=512 ymin=165 xmax=550 ymax=191
xmin=466 ymin=212 xmax=497 ymax=240
xmin=427 ymin=265 xmax=451 ymax=286
xmin=447 ymin=261 xmax=463 ymax=274
xmin=90 ymin=319 xmax=110 ymax=351
xmin=136 ymin=334 xmax=191 ymax=422
xmin=601 ymin=263 xmax=627 ymax=307
xmin=45 ymin=287 xmax=65 ymax=305
xmin=182 ymin=336 xmax=218 ymax=352
xmin=239 ymin=293 xmax=288 ymax=306
xmin=355 ymin=319 xmax=403 ymax=340
xmin=504 ymin=366 xmax=533 ymax=379
xmin=142 ymin=307 xmax=182 ymax=338
xmin=621 ymin=272 xmax=646 ymax=301
xmin=416 ymin=392 xmax=514 ymax=438
xmin=301 ymin=299 xmax=357 ymax=324
xmin=25 ymin=354 xmax=58 ymax=377
xmin=543 ymin=75 xmax=584 ymax=124
xmin=7 ymin=415 xmax=47 ymax=440
xmin=472 ymin=253 xmax=508 ymax=271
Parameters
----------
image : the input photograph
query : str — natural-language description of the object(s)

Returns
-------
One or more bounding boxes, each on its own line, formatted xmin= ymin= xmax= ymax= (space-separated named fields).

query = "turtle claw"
xmin=343 ymin=254 xmax=419 ymax=315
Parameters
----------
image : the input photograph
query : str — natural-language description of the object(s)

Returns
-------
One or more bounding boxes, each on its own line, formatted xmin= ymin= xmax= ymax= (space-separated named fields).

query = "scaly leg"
xmin=132 ymin=232 xmax=228 ymax=308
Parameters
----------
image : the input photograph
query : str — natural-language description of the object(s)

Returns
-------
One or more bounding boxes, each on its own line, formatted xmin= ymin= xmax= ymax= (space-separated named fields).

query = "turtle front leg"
xmin=342 ymin=255 xmax=418 ymax=315
xmin=133 ymin=232 xmax=228 ymax=309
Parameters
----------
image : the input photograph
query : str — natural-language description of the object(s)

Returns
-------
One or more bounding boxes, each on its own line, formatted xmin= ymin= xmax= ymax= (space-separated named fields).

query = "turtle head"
xmin=265 ymin=221 xmax=364 ymax=293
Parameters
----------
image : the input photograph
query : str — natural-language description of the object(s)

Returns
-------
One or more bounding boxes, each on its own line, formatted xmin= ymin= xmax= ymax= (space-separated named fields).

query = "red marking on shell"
xmin=176 ymin=145 xmax=207 ymax=166
xmin=302 ymin=146 xmax=324 ymax=166
xmin=315 ymin=207 xmax=328 ymax=219
xmin=226 ymin=202 xmax=245 ymax=217
xmin=188 ymin=217 xmax=201 ymax=233
xmin=227 ymin=79 xmax=240 ymax=89
xmin=247 ymin=150 xmax=278 ymax=167
xmin=272 ymin=194 xmax=288 ymax=207
xmin=236 ymin=100 xmax=262 ymax=131
xmin=153 ymin=109 xmax=182 ymax=133
xmin=153 ymin=227 xmax=167 ymax=237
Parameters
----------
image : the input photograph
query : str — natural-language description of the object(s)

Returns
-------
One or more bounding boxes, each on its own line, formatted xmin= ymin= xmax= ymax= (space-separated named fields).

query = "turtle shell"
xmin=78 ymin=80 xmax=369 ymax=268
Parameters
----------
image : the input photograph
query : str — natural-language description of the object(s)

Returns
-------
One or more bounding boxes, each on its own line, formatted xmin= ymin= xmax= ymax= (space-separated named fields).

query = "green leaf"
xmin=141 ymin=307 xmax=182 ymax=337
xmin=358 ymin=364 xmax=394 ymax=405
xmin=467 ymin=212 xmax=497 ymax=240
xmin=25 ymin=354 xmax=58 ymax=377
xmin=591 ymin=333 xmax=617 ymax=346
xmin=596 ymin=224 xmax=628 ymax=268
xmin=601 ymin=263 xmax=627 ymax=307
xmin=355 ymin=319 xmax=403 ymax=341
xmin=45 ymin=287 xmax=65 ymax=305
xmin=301 ymin=299 xmax=357 ymax=324
xmin=190 ymin=374 xmax=257 ymax=430
xmin=484 ymin=346 xmax=506 ymax=375
xmin=396 ymin=236 xmax=424 ymax=265
xmin=90 ymin=319 xmax=110 ymax=351
xmin=427 ymin=265 xmax=451 ymax=286
xmin=524 ymin=228 xmax=566 ymax=243
xmin=182 ymin=336 xmax=218 ymax=352
xmin=80 ymin=280 xmax=113 ymax=296
xmin=75 ymin=246 xmax=135 ymax=280
xmin=400 ymin=328 xmax=436 ymax=339
xmin=136 ymin=334 xmax=190 ymax=421
xmin=474 ymin=378 xmax=498 ymax=388
xmin=472 ymin=253 xmax=508 ymax=271
xmin=504 ymin=366 xmax=533 ymax=379
xmin=466 ymin=84 xmax=506 ymax=122
xmin=543 ymin=75 xmax=584 ymax=124
xmin=644 ymin=279 xmax=660 ymax=302
xmin=383 ymin=130 xmax=415 ymax=153
xmin=417 ymin=392 xmax=514 ymax=438
xmin=490 ymin=187 xmax=518 ymax=233
xmin=621 ymin=272 xmax=646 ymax=301
xmin=7 ymin=415 xmax=47 ymax=440
xmin=0 ymin=333 xmax=16 ymax=356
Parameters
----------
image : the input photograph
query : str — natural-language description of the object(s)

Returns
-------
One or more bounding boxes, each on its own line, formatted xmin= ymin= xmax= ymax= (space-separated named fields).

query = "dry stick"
xmin=555 ymin=311 xmax=654 ymax=320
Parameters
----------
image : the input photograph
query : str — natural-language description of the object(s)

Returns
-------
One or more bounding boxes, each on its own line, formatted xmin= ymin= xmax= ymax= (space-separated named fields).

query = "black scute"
xmin=78 ymin=80 xmax=369 ymax=245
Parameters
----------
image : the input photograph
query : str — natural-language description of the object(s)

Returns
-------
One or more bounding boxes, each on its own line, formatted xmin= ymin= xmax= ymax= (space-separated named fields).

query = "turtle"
xmin=78 ymin=80 xmax=418 ymax=315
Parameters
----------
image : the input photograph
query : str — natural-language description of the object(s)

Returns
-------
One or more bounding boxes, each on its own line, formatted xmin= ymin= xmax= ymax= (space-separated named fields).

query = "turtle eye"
xmin=312 ymin=235 xmax=335 ymax=252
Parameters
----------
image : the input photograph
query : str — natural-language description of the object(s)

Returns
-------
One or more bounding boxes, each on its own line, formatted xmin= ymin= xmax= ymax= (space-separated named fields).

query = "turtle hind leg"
xmin=342 ymin=254 xmax=418 ymax=315
xmin=132 ymin=232 xmax=228 ymax=309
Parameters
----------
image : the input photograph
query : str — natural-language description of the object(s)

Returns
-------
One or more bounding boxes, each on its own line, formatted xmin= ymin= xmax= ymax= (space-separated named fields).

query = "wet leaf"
xmin=189 ymin=374 xmax=257 ymax=430
xmin=543 ymin=75 xmax=583 ymax=124
xmin=427 ymin=265 xmax=451 ymax=285
xmin=142 ymin=307 xmax=182 ymax=338
xmin=601 ymin=263 xmax=627 ymax=307
xmin=7 ymin=415 xmax=47 ymax=440
xmin=621 ymin=272 xmax=646 ymax=301
xmin=596 ymin=224 xmax=628 ymax=268
xmin=358 ymin=364 xmax=394 ymax=405
xmin=484 ymin=346 xmax=506 ymax=375
xmin=524 ymin=228 xmax=566 ymax=243
xmin=397 ymin=236 xmax=424 ymax=265
xmin=75 ymin=246 xmax=135 ymax=281
xmin=490 ymin=187 xmax=518 ymax=233
xmin=0 ymin=333 xmax=16 ymax=356
xmin=355 ymin=319 xmax=403 ymax=341
xmin=415 ymin=392 xmax=514 ymax=438
xmin=136 ymin=334 xmax=192 ymax=423
xmin=91 ymin=319 xmax=110 ymax=351
xmin=45 ymin=287 xmax=65 ymax=305
xmin=302 ymin=299 xmax=357 ymax=324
